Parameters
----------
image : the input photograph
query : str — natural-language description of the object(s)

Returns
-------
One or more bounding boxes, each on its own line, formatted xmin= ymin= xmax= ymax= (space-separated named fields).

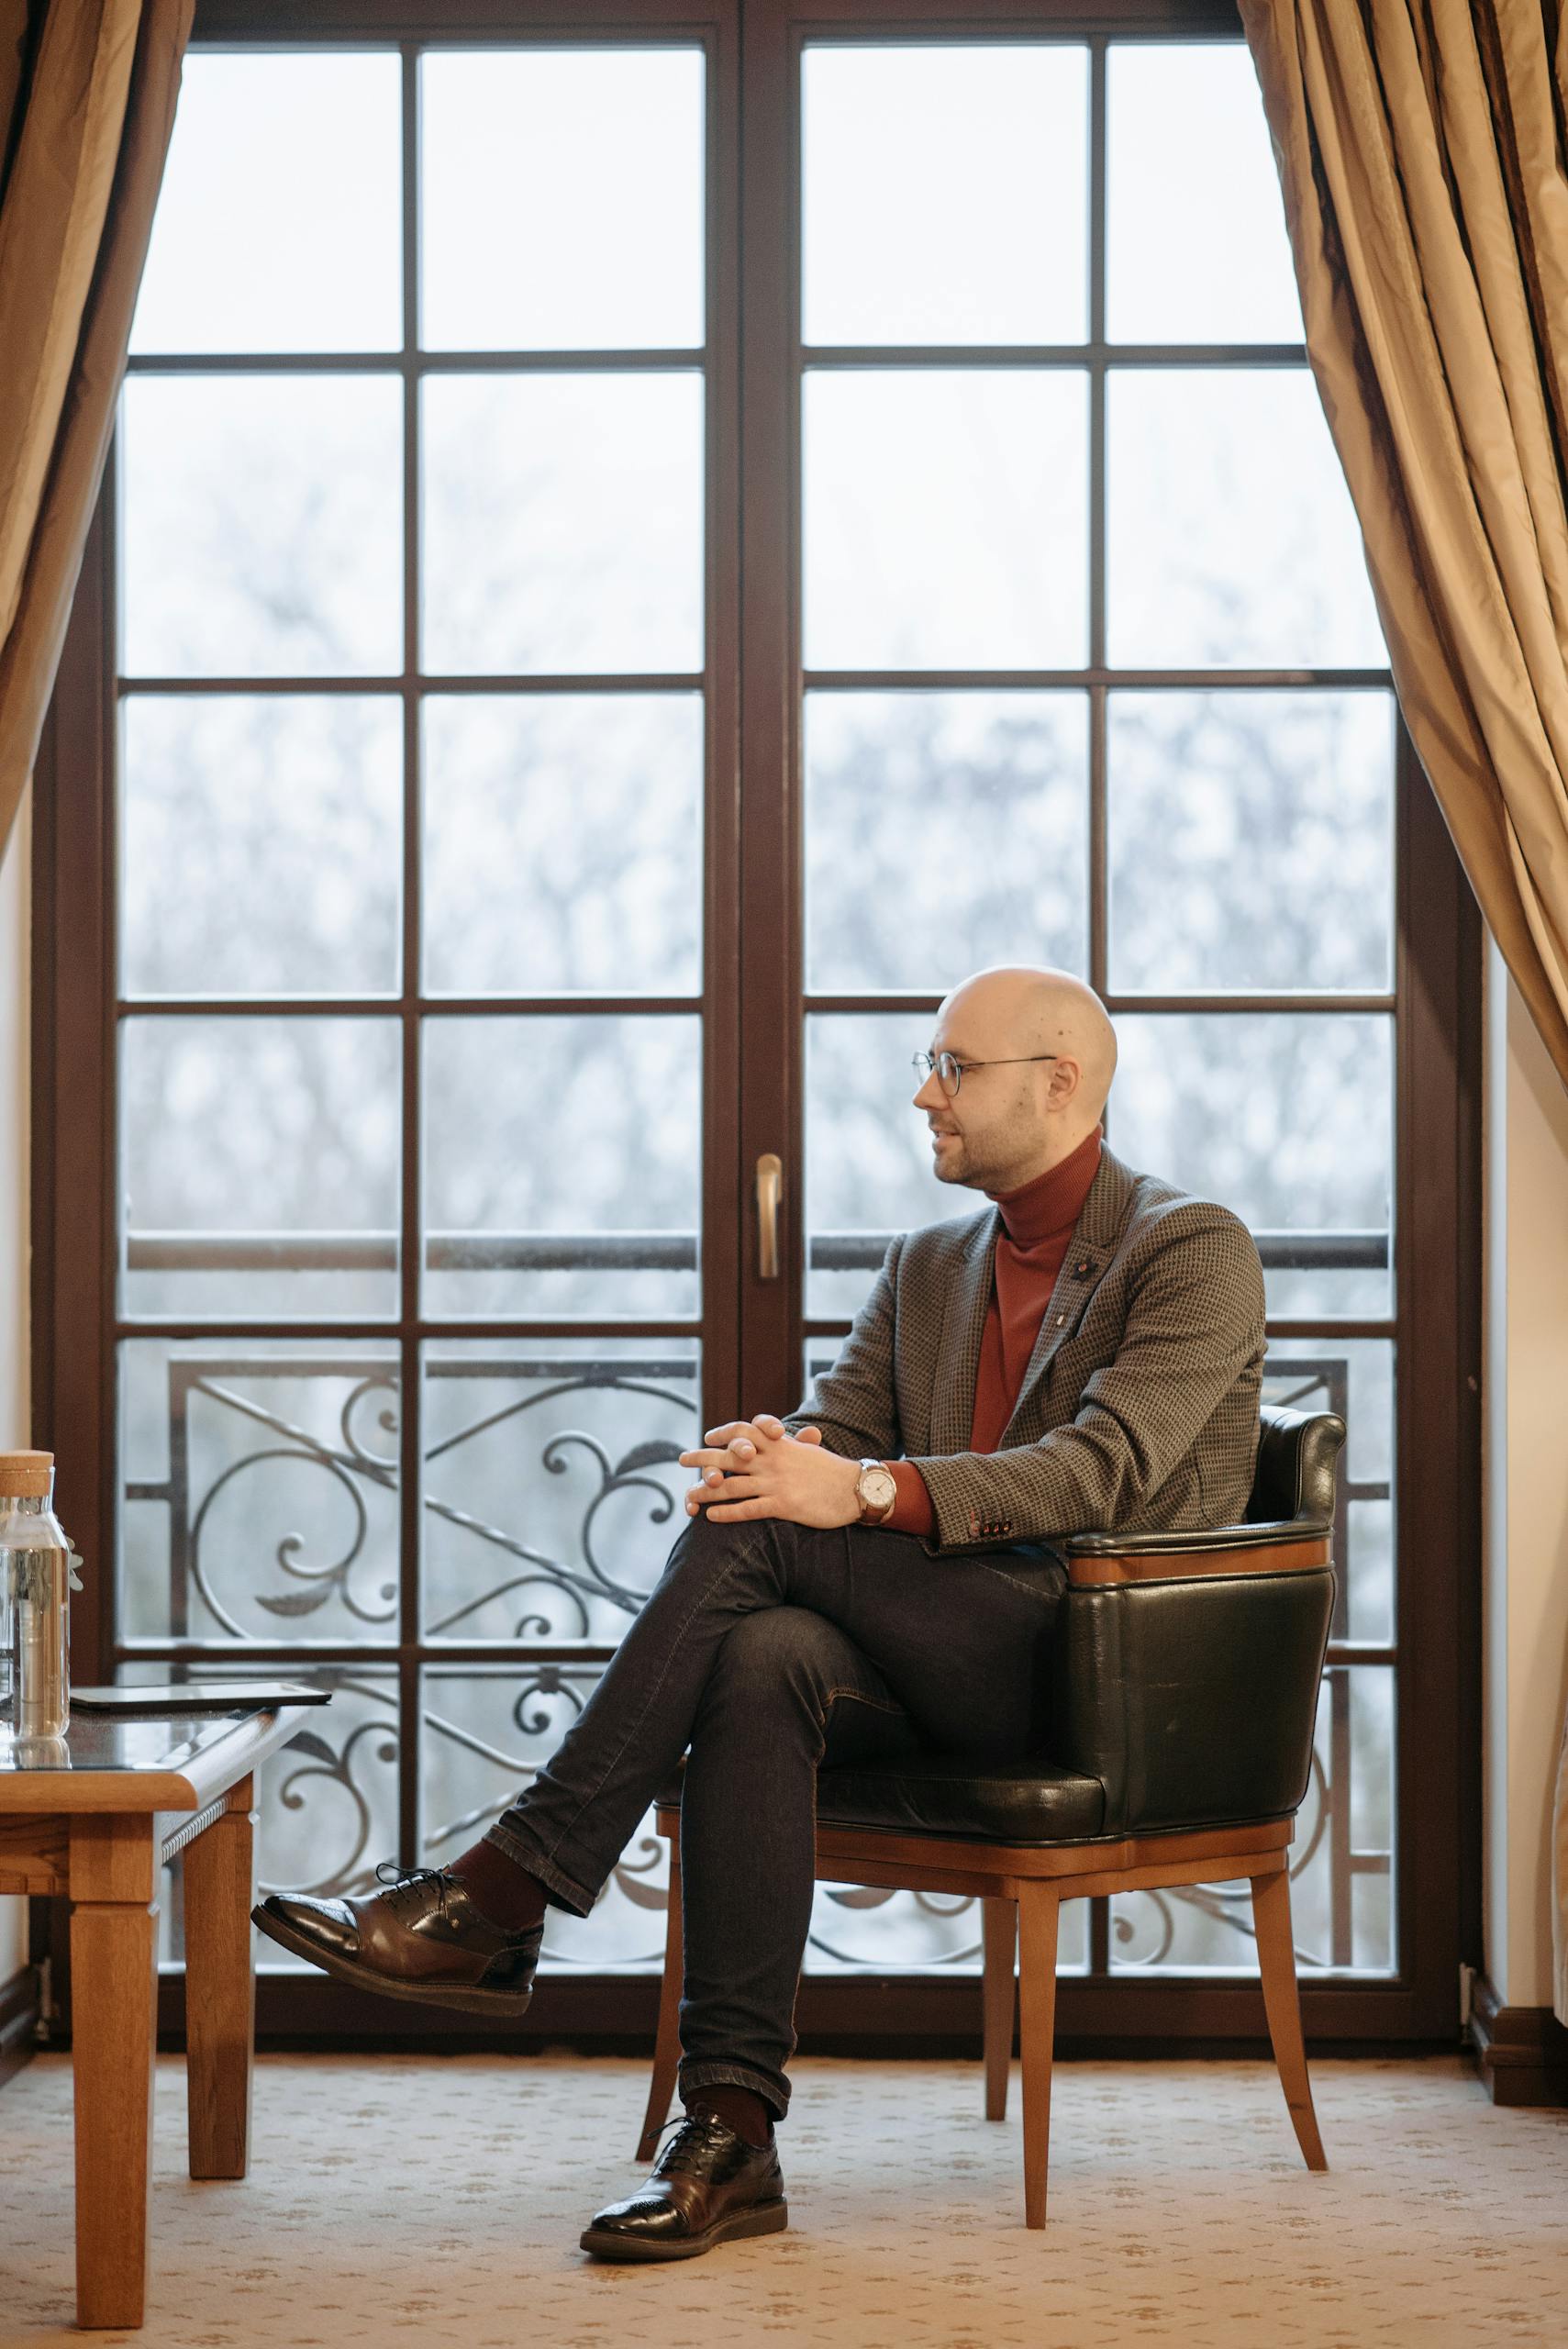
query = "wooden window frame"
xmin=29 ymin=0 xmax=1482 ymax=2057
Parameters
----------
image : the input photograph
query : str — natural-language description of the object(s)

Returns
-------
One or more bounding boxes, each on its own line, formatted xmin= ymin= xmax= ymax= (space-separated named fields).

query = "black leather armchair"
xmin=638 ymin=1402 xmax=1346 ymax=2225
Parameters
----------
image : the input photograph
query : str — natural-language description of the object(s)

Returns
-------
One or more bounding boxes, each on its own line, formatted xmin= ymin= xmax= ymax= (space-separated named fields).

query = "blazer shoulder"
xmin=895 ymin=1206 xmax=994 ymax=1268
xmin=1119 ymin=1179 xmax=1263 ymax=1280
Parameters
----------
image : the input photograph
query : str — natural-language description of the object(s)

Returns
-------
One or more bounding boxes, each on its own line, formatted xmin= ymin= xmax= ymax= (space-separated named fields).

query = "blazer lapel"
xmin=997 ymin=1142 xmax=1141 ymax=1447
xmin=929 ymin=1207 xmax=999 ymax=1454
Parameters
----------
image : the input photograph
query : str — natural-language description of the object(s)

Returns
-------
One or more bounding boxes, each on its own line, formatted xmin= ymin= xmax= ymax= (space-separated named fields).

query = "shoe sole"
xmin=578 ymin=2199 xmax=788 ymax=2262
xmin=250 ymin=1902 xmax=536 ymax=2019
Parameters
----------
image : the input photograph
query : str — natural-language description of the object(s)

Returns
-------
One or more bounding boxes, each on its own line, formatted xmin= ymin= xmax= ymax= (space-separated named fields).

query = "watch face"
xmin=862 ymin=1467 xmax=897 ymax=1510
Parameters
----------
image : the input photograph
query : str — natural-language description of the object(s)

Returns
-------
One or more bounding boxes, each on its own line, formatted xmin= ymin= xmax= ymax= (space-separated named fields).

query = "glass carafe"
xmin=0 ymin=1451 xmax=80 ymax=1742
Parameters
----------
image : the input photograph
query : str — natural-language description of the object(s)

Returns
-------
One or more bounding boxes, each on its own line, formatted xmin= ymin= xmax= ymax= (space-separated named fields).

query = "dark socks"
xmin=447 ymin=1836 xmax=550 ymax=1932
xmin=686 ymin=2086 xmax=775 ymax=2148
xmin=444 ymin=1842 xmax=775 ymax=2149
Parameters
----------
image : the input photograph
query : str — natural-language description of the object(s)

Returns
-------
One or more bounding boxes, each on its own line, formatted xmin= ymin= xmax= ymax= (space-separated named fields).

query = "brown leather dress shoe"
xmin=579 ymin=2113 xmax=787 ymax=2262
xmin=251 ymin=1863 xmax=543 ymax=2017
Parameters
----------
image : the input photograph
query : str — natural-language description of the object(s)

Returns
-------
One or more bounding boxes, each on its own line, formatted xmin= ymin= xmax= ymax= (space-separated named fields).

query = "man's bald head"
xmin=916 ymin=966 xmax=1118 ymax=1194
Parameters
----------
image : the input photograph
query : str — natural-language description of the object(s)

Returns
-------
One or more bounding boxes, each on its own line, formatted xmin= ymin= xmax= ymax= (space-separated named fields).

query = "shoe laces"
xmin=651 ymin=2114 xmax=740 ymax=2177
xmin=373 ymin=1860 xmax=452 ymax=1914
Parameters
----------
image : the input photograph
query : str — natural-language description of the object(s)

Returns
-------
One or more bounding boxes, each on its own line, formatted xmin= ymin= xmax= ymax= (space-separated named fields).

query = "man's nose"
xmin=913 ymin=1072 xmax=944 ymax=1111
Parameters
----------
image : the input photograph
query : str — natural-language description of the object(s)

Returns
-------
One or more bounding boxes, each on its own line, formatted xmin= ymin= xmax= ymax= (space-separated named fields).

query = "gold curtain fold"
xmin=1239 ymin=0 xmax=1568 ymax=1078
xmin=1237 ymin=0 xmax=1568 ymax=2026
xmin=0 ymin=0 xmax=193 ymax=855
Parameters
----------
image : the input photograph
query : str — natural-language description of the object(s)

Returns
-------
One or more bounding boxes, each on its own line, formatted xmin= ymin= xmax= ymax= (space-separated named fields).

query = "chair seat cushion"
xmin=656 ymin=1752 xmax=1106 ymax=1844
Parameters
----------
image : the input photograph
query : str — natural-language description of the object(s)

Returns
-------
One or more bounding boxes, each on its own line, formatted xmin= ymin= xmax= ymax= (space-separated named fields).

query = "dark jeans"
xmin=486 ymin=1510 xmax=1068 ymax=2121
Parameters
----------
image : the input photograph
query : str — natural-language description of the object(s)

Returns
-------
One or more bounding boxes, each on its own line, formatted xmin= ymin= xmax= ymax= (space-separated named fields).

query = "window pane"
xmin=1106 ymin=44 xmax=1302 ymax=344
xmin=421 ymin=1340 xmax=699 ymax=1643
xmin=121 ymin=696 xmax=402 ymax=997
xmin=1109 ymin=1013 xmax=1393 ymax=1319
xmin=121 ymin=376 xmax=403 ymax=678
xmin=119 ymin=1341 xmax=400 ymax=1644
xmin=805 ymin=1012 xmax=973 ymax=1320
xmin=1107 ymin=690 xmax=1396 ymax=992
xmin=120 ymin=1016 xmax=401 ymax=1319
xmin=806 ymin=690 xmax=1088 ymax=989
xmin=1264 ymin=1339 xmax=1395 ymax=1649
xmin=423 ymin=695 xmax=703 ymax=995
xmin=804 ymin=370 xmax=1088 ymax=670
xmin=1109 ymin=1665 xmax=1394 ymax=1973
xmin=130 ymin=54 xmax=403 ymax=356
xmin=420 ymin=49 xmax=704 ymax=351
xmin=150 ymin=1666 xmax=399 ymax=1965
xmin=802 ymin=44 xmax=1087 ymax=346
xmin=1106 ymin=370 xmax=1385 ymax=667
xmin=422 ymin=1016 xmax=700 ymax=1317
xmin=421 ymin=374 xmax=704 ymax=675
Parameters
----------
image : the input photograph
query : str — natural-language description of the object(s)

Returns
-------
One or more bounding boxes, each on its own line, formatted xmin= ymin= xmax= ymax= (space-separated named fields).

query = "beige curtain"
xmin=1237 ymin=0 xmax=1568 ymax=2026
xmin=1239 ymin=0 xmax=1568 ymax=1078
xmin=0 ymin=0 xmax=192 ymax=856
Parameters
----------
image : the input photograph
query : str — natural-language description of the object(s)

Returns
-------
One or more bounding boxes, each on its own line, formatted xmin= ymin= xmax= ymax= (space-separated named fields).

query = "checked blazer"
xmin=783 ymin=1140 xmax=1267 ymax=1558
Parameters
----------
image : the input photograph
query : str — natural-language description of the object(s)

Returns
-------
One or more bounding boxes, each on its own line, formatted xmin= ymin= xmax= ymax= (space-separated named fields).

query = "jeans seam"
xmin=973 ymin=1560 xmax=1068 ymax=1603
xmin=528 ymin=1531 xmax=763 ymax=1876
xmin=812 ymin=1683 xmax=908 ymax=1763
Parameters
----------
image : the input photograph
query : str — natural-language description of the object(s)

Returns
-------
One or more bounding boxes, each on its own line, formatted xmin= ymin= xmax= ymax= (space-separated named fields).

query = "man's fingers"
xmin=684 ymin=1475 xmax=762 ymax=1511
xmin=701 ymin=1421 xmax=755 ymax=1446
xmin=679 ymin=1445 xmax=757 ymax=1472
xmin=702 ymin=1495 xmax=777 ymax=1523
xmin=795 ymin=1425 xmax=823 ymax=1446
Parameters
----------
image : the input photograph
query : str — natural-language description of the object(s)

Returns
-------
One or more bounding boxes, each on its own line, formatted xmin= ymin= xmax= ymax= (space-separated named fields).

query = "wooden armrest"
xmin=1062 ymin=1526 xmax=1332 ymax=1587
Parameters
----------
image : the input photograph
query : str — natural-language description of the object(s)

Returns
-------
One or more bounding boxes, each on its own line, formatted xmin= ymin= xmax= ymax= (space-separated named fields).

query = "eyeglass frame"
xmin=911 ymin=1050 xmax=1060 ymax=1098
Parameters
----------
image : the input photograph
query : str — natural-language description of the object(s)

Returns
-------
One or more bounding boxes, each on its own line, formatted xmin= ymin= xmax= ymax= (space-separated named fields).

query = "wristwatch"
xmin=855 ymin=1458 xmax=898 ymax=1527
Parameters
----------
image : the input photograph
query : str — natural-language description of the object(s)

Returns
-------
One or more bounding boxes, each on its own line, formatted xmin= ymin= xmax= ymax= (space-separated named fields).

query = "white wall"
xmin=0 ymin=787 xmax=30 ymax=1987
xmin=1483 ymin=934 xmax=1568 ymax=2013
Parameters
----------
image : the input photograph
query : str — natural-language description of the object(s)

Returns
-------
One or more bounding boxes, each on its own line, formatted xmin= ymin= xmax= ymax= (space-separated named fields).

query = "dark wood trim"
xmin=31 ymin=487 xmax=116 ymax=1690
xmin=144 ymin=1964 xmax=1460 ymax=2058
xmin=1396 ymin=744 xmax=1485 ymax=2039
xmin=1467 ymin=1972 xmax=1568 ymax=2108
xmin=192 ymin=0 xmax=1243 ymax=25
xmin=0 ymin=1963 xmax=40 ymax=2090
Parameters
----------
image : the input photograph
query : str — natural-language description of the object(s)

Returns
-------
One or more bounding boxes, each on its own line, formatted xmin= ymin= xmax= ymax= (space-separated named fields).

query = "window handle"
xmin=755 ymin=1152 xmax=783 ymax=1281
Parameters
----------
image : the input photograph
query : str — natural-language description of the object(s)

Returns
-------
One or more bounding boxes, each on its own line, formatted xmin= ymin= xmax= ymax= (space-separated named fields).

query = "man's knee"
xmin=697 ymin=1605 xmax=844 ymax=1719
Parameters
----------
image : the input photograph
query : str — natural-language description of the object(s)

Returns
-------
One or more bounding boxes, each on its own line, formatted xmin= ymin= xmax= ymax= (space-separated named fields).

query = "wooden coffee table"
xmin=0 ymin=1704 xmax=303 ymax=2328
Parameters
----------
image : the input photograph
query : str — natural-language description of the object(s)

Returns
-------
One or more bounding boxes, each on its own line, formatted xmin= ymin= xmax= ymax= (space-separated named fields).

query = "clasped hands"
xmin=678 ymin=1413 xmax=863 ymax=1528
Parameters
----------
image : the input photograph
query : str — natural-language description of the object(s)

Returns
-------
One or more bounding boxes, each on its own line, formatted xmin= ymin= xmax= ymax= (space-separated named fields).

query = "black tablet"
xmin=70 ymin=1682 xmax=334 ymax=1714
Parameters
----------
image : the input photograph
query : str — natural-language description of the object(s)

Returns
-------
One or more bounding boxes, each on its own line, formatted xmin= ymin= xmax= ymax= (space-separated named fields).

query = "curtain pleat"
xmin=0 ymin=0 xmax=192 ymax=852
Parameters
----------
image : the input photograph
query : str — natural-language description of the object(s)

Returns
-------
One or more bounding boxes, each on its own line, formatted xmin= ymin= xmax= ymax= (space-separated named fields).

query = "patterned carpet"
xmin=1 ymin=2050 xmax=1564 ymax=2346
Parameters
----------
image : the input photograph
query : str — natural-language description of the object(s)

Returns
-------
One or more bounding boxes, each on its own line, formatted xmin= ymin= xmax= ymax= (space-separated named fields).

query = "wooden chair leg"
xmin=981 ymin=1897 xmax=1017 ymax=2121
xmin=183 ymin=1779 xmax=257 ymax=2180
xmin=1016 ymin=1880 xmax=1062 ymax=2228
xmin=1251 ymin=1865 xmax=1328 ymax=2172
xmin=636 ymin=1837 xmax=684 ymax=2162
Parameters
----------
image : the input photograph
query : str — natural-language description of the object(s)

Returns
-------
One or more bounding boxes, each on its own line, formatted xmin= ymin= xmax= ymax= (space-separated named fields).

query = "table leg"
xmin=70 ymin=1820 xmax=159 ymax=2330
xmin=182 ymin=1777 xmax=257 ymax=2181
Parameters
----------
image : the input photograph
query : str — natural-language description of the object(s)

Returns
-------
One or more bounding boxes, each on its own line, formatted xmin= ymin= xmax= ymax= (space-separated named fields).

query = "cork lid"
xmin=0 ymin=1450 xmax=53 ymax=1496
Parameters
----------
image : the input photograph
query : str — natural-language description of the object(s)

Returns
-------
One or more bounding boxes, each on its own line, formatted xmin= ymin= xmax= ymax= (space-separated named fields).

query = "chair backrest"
xmin=1047 ymin=1404 xmax=1345 ymax=1838
xmin=1245 ymin=1404 xmax=1347 ymax=1528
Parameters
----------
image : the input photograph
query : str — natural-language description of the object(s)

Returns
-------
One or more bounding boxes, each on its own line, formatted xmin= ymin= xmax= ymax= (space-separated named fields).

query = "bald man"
xmin=255 ymin=964 xmax=1266 ymax=2260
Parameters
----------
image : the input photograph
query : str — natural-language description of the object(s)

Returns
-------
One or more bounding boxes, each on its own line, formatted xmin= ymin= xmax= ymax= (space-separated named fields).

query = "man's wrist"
xmin=853 ymin=1458 xmax=899 ymax=1527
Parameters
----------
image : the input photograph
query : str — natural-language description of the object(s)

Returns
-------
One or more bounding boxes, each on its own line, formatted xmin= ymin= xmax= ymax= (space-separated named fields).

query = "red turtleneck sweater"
xmin=882 ymin=1122 xmax=1105 ymax=1537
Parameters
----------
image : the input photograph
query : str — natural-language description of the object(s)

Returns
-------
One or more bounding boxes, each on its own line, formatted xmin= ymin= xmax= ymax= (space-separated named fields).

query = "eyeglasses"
xmin=912 ymin=1050 xmax=1059 ymax=1099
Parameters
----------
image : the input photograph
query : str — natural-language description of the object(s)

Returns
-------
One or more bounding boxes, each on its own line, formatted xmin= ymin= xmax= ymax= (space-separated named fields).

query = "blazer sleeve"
xmin=906 ymin=1202 xmax=1266 ymax=1555
xmin=780 ymin=1233 xmax=905 ymax=1462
